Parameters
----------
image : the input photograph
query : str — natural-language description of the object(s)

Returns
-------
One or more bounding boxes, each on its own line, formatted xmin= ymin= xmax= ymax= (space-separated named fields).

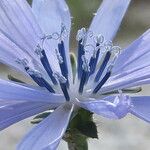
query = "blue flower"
xmin=0 ymin=0 xmax=150 ymax=149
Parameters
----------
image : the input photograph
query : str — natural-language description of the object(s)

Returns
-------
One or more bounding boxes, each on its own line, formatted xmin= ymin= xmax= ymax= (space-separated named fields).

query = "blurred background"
xmin=0 ymin=0 xmax=150 ymax=149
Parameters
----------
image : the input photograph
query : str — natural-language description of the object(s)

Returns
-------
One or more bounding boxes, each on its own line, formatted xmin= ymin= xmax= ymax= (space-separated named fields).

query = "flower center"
xmin=16 ymin=25 xmax=121 ymax=102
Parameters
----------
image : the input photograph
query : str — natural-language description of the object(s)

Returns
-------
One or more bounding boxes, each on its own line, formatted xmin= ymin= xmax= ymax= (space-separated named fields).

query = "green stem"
xmin=67 ymin=140 xmax=88 ymax=150
xmin=66 ymin=131 xmax=88 ymax=150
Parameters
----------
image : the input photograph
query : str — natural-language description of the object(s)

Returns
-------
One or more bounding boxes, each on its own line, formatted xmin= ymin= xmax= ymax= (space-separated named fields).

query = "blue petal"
xmin=101 ymin=65 xmax=150 ymax=93
xmin=0 ymin=32 xmax=37 ymax=75
xmin=85 ymin=0 xmax=131 ymax=61
xmin=32 ymin=0 xmax=72 ymax=79
xmin=0 ymin=79 xmax=65 ymax=103
xmin=0 ymin=101 xmax=52 ymax=130
xmin=130 ymin=96 xmax=150 ymax=123
xmin=0 ymin=0 xmax=41 ymax=60
xmin=0 ymin=0 xmax=48 ymax=75
xmin=0 ymin=0 xmax=60 ymax=72
xmin=91 ymin=0 xmax=131 ymax=40
xmin=78 ymin=99 xmax=118 ymax=119
xmin=87 ymin=0 xmax=131 ymax=43
xmin=99 ymin=29 xmax=150 ymax=93
xmin=32 ymin=0 xmax=71 ymax=39
xmin=113 ymin=29 xmax=150 ymax=75
xmin=17 ymin=103 xmax=74 ymax=150
xmin=77 ymin=95 xmax=131 ymax=119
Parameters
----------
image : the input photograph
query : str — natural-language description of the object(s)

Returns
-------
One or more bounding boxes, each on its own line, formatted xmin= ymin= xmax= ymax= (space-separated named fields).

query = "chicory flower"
xmin=0 ymin=0 xmax=150 ymax=149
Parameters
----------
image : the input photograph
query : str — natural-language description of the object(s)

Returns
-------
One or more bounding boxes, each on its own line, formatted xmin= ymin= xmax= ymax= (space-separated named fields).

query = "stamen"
xmin=79 ymin=56 xmax=90 ymax=94
xmin=104 ymin=41 xmax=113 ymax=50
xmin=27 ymin=69 xmax=55 ymax=93
xmin=26 ymin=69 xmax=44 ymax=87
xmin=89 ymin=35 xmax=104 ymax=75
xmin=112 ymin=46 xmax=121 ymax=56
xmin=55 ymin=49 xmax=63 ymax=64
xmin=58 ymin=41 xmax=69 ymax=85
xmin=82 ymin=55 xmax=90 ymax=72
xmin=94 ymin=34 xmax=105 ymax=44
xmin=35 ymin=46 xmax=58 ymax=85
xmin=76 ymin=28 xmax=87 ymax=45
xmin=53 ymin=73 xmax=70 ymax=101
xmin=16 ymin=59 xmax=55 ymax=93
xmin=41 ymin=33 xmax=60 ymax=41
xmin=77 ymin=39 xmax=85 ymax=79
xmin=93 ymin=63 xmax=113 ymax=94
xmin=94 ymin=50 xmax=111 ymax=82
xmin=16 ymin=58 xmax=29 ymax=68
xmin=16 ymin=57 xmax=55 ymax=93
xmin=89 ymin=47 xmax=99 ymax=75
xmin=93 ymin=72 xmax=111 ymax=94
xmin=76 ymin=28 xmax=87 ymax=79
xmin=60 ymin=23 xmax=68 ymax=40
xmin=41 ymin=23 xmax=68 ymax=42
xmin=40 ymin=24 xmax=69 ymax=86
xmin=78 ymin=70 xmax=88 ymax=94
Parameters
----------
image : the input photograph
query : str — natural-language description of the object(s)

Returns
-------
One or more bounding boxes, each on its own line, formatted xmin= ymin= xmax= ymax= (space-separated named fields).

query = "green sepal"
xmin=102 ymin=87 xmax=142 ymax=95
xmin=8 ymin=75 xmax=25 ymax=84
xmin=69 ymin=109 xmax=92 ymax=128
xmin=65 ymin=109 xmax=98 ymax=149
xmin=27 ymin=0 xmax=32 ymax=5
xmin=76 ymin=121 xmax=98 ymax=139
xmin=30 ymin=119 xmax=43 ymax=124
xmin=68 ymin=108 xmax=98 ymax=139
xmin=31 ymin=111 xmax=51 ymax=124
